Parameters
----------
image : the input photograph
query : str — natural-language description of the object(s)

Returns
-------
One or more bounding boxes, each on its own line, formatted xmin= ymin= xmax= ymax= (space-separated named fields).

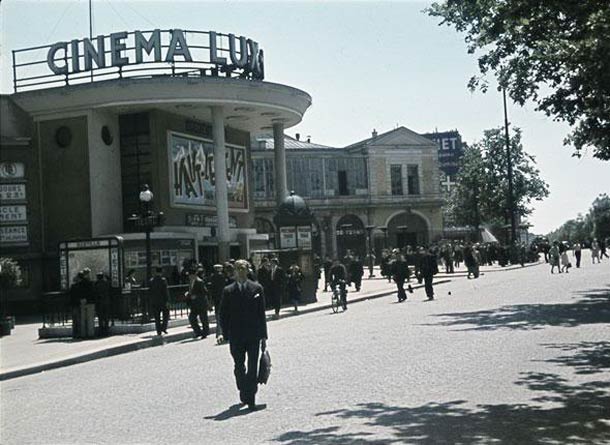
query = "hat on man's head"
xmin=213 ymin=264 xmax=223 ymax=270
xmin=96 ymin=271 xmax=104 ymax=278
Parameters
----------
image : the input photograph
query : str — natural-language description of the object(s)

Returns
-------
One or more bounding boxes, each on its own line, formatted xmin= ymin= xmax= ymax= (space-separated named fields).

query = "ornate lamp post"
xmin=379 ymin=226 xmax=388 ymax=250
xmin=129 ymin=184 xmax=163 ymax=285
xmin=365 ymin=225 xmax=376 ymax=278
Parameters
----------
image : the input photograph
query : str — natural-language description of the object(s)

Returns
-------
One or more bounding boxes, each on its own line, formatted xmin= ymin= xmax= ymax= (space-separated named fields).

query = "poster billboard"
xmin=168 ymin=131 xmax=247 ymax=210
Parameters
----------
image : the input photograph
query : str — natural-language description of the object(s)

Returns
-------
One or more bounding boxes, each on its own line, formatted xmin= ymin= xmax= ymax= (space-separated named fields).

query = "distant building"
xmin=252 ymin=127 xmax=444 ymax=259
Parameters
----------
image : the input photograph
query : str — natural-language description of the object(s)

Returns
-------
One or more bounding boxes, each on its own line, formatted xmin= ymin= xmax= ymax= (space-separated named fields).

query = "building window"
xmin=390 ymin=164 xmax=403 ymax=195
xmin=338 ymin=170 xmax=348 ymax=196
xmin=407 ymin=165 xmax=420 ymax=195
xmin=253 ymin=158 xmax=274 ymax=199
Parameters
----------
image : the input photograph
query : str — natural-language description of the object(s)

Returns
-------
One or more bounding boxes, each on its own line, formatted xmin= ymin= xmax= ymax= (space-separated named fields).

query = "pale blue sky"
xmin=2 ymin=0 xmax=608 ymax=234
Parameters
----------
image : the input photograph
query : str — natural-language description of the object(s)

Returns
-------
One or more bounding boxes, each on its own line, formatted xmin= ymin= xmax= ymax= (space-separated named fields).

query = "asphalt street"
xmin=1 ymin=257 xmax=609 ymax=444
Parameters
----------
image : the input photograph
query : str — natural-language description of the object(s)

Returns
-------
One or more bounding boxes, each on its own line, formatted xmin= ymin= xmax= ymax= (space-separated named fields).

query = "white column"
xmin=273 ymin=122 xmax=288 ymax=206
xmin=212 ymin=106 xmax=230 ymax=261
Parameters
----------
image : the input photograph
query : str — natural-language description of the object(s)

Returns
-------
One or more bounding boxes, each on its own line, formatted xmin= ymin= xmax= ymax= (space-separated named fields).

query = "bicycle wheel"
xmin=331 ymin=293 xmax=340 ymax=313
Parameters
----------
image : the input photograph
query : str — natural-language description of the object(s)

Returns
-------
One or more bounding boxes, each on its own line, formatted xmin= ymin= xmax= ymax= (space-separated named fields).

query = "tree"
xmin=427 ymin=1 xmax=610 ymax=160
xmin=448 ymin=144 xmax=485 ymax=228
xmin=450 ymin=127 xmax=549 ymax=233
xmin=590 ymin=193 xmax=610 ymax=239
xmin=547 ymin=193 xmax=609 ymax=241
xmin=0 ymin=258 xmax=21 ymax=318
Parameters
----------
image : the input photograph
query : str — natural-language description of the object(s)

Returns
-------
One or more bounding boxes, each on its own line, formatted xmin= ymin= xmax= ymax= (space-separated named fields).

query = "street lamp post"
xmin=379 ymin=226 xmax=388 ymax=250
xmin=365 ymin=225 xmax=376 ymax=278
xmin=139 ymin=185 xmax=154 ymax=285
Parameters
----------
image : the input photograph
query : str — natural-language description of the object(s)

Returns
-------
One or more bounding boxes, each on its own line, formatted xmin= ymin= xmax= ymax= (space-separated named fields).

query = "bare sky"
xmin=2 ymin=0 xmax=608 ymax=234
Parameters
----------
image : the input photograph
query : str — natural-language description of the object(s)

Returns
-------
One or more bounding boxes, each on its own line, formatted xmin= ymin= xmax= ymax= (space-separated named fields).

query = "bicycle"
xmin=331 ymin=280 xmax=347 ymax=313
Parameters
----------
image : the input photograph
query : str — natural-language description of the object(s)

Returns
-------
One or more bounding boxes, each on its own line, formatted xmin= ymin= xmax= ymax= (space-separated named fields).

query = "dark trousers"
xmin=575 ymin=251 xmax=582 ymax=268
xmin=424 ymin=275 xmax=434 ymax=299
xmin=214 ymin=306 xmax=223 ymax=338
xmin=189 ymin=305 xmax=209 ymax=337
xmin=230 ymin=339 xmax=260 ymax=404
xmin=269 ymin=290 xmax=282 ymax=315
xmin=97 ymin=304 xmax=111 ymax=337
xmin=395 ymin=278 xmax=406 ymax=301
xmin=153 ymin=305 xmax=169 ymax=335
xmin=352 ymin=276 xmax=362 ymax=291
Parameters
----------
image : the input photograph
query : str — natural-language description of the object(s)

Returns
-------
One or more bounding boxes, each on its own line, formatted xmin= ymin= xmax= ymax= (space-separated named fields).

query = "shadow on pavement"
xmin=540 ymin=341 xmax=610 ymax=375
xmin=204 ymin=403 xmax=267 ymax=421
xmin=272 ymin=373 xmax=610 ymax=444
xmin=423 ymin=287 xmax=610 ymax=331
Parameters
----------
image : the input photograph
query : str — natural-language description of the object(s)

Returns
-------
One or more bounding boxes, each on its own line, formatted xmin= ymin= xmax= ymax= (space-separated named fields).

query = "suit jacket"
xmin=188 ymin=277 xmax=209 ymax=309
xmin=220 ymin=279 xmax=268 ymax=343
xmin=149 ymin=275 xmax=170 ymax=308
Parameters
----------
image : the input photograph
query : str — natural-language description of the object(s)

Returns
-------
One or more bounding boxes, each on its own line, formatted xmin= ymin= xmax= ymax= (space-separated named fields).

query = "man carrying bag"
xmin=220 ymin=260 xmax=268 ymax=410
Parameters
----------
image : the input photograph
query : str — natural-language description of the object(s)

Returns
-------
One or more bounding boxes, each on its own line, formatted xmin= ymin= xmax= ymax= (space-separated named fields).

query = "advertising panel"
xmin=169 ymin=132 xmax=247 ymax=210
xmin=297 ymin=226 xmax=312 ymax=249
xmin=280 ymin=227 xmax=296 ymax=249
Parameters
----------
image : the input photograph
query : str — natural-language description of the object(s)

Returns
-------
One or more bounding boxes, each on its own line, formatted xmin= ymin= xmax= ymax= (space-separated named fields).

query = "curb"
xmin=0 ymin=279 xmax=451 ymax=381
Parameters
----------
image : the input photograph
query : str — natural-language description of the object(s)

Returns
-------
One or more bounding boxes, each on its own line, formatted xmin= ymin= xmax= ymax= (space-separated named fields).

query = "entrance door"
xmin=396 ymin=232 xmax=417 ymax=249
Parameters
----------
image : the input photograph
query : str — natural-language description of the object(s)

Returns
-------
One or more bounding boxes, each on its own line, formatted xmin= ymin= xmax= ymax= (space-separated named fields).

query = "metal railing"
xmin=13 ymin=29 xmax=263 ymax=93
xmin=41 ymin=284 xmax=190 ymax=328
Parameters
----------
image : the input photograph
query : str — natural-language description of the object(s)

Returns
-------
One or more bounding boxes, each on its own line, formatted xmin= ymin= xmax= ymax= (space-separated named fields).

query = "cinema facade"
xmin=1 ymin=29 xmax=311 ymax=312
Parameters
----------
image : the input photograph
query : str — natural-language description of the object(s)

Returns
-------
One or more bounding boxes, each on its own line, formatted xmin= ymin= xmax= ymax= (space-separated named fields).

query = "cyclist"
xmin=330 ymin=259 xmax=348 ymax=310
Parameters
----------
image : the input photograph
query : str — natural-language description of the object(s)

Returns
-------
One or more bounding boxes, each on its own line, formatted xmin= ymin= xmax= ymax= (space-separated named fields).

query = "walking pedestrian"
xmin=286 ymin=264 xmax=304 ymax=311
xmin=330 ymin=259 xmax=348 ymax=310
xmin=186 ymin=268 xmax=210 ymax=339
xmin=94 ymin=272 xmax=112 ymax=337
xmin=349 ymin=256 xmax=364 ymax=292
xmin=268 ymin=258 xmax=285 ymax=319
xmin=149 ymin=267 xmax=170 ymax=336
xmin=549 ymin=241 xmax=561 ymax=273
xmin=392 ymin=254 xmax=410 ymax=302
xmin=573 ymin=242 xmax=582 ymax=268
xmin=591 ymin=238 xmax=601 ymax=264
xmin=560 ymin=247 xmax=571 ymax=273
xmin=208 ymin=264 xmax=227 ymax=344
xmin=322 ymin=256 xmax=333 ymax=292
xmin=220 ymin=260 xmax=268 ymax=411
xmin=599 ymin=239 xmax=608 ymax=259
xmin=420 ymin=247 xmax=438 ymax=301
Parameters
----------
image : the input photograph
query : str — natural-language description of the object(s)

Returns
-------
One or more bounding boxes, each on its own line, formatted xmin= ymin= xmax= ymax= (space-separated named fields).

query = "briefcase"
xmin=257 ymin=349 xmax=272 ymax=384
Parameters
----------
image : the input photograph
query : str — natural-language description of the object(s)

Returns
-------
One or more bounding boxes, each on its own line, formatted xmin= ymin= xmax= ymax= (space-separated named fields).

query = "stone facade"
xmin=252 ymin=127 xmax=444 ymax=259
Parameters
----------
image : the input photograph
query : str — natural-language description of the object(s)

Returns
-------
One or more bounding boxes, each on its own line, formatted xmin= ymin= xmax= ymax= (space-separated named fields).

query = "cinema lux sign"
xmin=46 ymin=29 xmax=264 ymax=79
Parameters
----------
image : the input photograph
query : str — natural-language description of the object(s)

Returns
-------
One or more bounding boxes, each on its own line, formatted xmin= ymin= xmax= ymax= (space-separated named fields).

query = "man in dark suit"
xmin=187 ymin=268 xmax=209 ymax=339
xmin=220 ymin=260 xmax=268 ymax=411
xmin=208 ymin=264 xmax=228 ymax=343
xmin=348 ymin=257 xmax=364 ymax=292
xmin=268 ymin=258 xmax=285 ymax=319
xmin=420 ymin=248 xmax=439 ymax=301
xmin=149 ymin=266 xmax=170 ymax=336
xmin=94 ymin=272 xmax=112 ymax=337
xmin=392 ymin=254 xmax=411 ymax=302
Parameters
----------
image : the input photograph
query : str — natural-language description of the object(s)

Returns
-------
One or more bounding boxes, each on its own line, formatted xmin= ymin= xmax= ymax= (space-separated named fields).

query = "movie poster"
xmin=169 ymin=131 xmax=247 ymax=209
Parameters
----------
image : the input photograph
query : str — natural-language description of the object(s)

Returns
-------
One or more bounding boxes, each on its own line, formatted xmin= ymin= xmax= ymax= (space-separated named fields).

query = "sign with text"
xmin=297 ymin=226 xmax=312 ymax=249
xmin=0 ymin=205 xmax=27 ymax=223
xmin=169 ymin=132 xmax=247 ymax=210
xmin=0 ymin=225 xmax=28 ymax=243
xmin=280 ymin=227 xmax=297 ymax=249
xmin=185 ymin=213 xmax=237 ymax=228
xmin=0 ymin=184 xmax=26 ymax=201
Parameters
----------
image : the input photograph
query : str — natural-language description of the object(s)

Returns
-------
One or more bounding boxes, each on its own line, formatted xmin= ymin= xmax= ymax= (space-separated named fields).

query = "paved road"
xmin=1 ymin=259 xmax=609 ymax=444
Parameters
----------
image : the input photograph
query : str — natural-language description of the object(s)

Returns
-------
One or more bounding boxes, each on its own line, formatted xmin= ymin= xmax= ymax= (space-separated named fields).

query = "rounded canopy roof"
xmin=12 ymin=76 xmax=312 ymax=132
xmin=274 ymin=191 xmax=314 ymax=225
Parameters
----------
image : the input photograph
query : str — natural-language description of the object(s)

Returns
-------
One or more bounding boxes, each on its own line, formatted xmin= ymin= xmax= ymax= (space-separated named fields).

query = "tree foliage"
xmin=427 ymin=1 xmax=610 ymax=160
xmin=547 ymin=193 xmax=610 ymax=241
xmin=0 ymin=258 xmax=21 ymax=290
xmin=449 ymin=127 xmax=549 ymax=230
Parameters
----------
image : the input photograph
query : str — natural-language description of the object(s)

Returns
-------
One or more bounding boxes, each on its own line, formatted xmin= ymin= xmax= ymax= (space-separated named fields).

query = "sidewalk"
xmin=0 ymin=260 xmax=544 ymax=381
